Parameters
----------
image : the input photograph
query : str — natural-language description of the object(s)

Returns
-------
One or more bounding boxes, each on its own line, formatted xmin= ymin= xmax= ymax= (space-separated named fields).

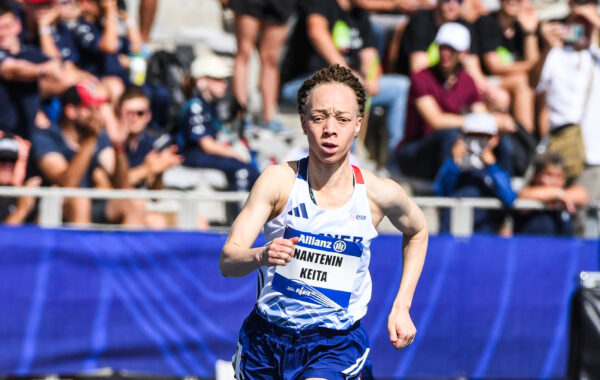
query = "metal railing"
xmin=0 ymin=186 xmax=598 ymax=236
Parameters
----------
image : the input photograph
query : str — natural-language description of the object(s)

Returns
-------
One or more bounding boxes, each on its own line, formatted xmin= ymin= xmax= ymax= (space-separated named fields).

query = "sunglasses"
xmin=124 ymin=109 xmax=149 ymax=117
xmin=442 ymin=0 xmax=464 ymax=4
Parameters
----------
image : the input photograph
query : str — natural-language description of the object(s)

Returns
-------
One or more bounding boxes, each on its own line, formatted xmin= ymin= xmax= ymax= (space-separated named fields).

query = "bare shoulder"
xmin=362 ymin=169 xmax=411 ymax=211
xmin=362 ymin=169 xmax=425 ymax=234
xmin=249 ymin=161 xmax=298 ymax=218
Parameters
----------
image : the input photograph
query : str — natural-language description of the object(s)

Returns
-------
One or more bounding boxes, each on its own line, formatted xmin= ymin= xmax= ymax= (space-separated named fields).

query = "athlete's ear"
xmin=354 ymin=116 xmax=362 ymax=138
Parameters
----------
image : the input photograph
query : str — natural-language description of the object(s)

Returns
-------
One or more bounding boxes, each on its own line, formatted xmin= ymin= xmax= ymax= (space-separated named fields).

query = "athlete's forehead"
xmin=307 ymin=83 xmax=359 ymax=116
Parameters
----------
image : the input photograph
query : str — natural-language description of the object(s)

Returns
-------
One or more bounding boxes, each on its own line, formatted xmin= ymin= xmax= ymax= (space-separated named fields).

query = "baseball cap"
xmin=191 ymin=53 xmax=232 ymax=79
xmin=0 ymin=136 xmax=19 ymax=162
xmin=435 ymin=22 xmax=471 ymax=52
xmin=462 ymin=113 xmax=498 ymax=135
xmin=62 ymin=82 xmax=109 ymax=108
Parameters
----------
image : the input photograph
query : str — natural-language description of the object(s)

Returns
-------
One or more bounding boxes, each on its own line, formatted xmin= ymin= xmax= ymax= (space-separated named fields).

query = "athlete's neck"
xmin=307 ymin=156 xmax=354 ymax=192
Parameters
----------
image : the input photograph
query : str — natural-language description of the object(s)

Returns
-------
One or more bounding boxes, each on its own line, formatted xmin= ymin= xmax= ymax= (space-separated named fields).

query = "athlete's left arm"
xmin=367 ymin=173 xmax=428 ymax=350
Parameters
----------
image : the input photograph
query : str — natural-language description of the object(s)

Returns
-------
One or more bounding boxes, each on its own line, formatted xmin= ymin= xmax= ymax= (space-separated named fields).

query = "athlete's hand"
xmin=261 ymin=237 xmax=300 ymax=266
xmin=388 ymin=307 xmax=417 ymax=350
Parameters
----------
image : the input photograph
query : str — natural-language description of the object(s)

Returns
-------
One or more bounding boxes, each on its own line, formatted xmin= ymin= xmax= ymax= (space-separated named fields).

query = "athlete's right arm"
xmin=219 ymin=163 xmax=298 ymax=277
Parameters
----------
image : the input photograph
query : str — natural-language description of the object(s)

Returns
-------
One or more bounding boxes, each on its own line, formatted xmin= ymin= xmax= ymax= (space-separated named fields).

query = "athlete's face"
xmin=301 ymin=83 xmax=362 ymax=164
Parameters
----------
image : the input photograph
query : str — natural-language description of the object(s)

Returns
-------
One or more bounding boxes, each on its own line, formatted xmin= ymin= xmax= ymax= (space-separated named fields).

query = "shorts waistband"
xmin=249 ymin=307 xmax=360 ymax=339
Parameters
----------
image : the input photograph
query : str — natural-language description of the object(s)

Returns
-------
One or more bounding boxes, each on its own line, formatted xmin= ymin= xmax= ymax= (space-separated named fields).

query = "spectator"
xmin=395 ymin=0 xmax=473 ymax=75
xmin=280 ymin=0 xmax=410 ymax=155
xmin=514 ymin=152 xmax=588 ymax=236
xmin=32 ymin=82 xmax=144 ymax=225
xmin=138 ymin=0 xmax=157 ymax=45
xmin=20 ymin=0 xmax=98 ymax=86
xmin=396 ymin=23 xmax=515 ymax=180
xmin=536 ymin=0 xmax=600 ymax=233
xmin=117 ymin=85 xmax=182 ymax=228
xmin=475 ymin=0 xmax=540 ymax=133
xmin=0 ymin=1 xmax=63 ymax=139
xmin=230 ymin=0 xmax=296 ymax=132
xmin=58 ymin=0 xmax=81 ymax=26
xmin=73 ymin=0 xmax=141 ymax=103
xmin=394 ymin=0 xmax=509 ymax=113
xmin=0 ymin=135 xmax=41 ymax=225
xmin=434 ymin=113 xmax=516 ymax=233
xmin=177 ymin=53 xmax=260 ymax=195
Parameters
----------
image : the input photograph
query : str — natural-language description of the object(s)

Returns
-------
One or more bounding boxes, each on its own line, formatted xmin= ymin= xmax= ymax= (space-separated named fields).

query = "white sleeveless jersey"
xmin=256 ymin=157 xmax=378 ymax=330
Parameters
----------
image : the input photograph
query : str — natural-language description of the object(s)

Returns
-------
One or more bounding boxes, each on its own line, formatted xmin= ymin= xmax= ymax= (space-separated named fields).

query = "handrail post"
xmin=178 ymin=196 xmax=198 ymax=230
xmin=39 ymin=193 xmax=62 ymax=228
xmin=450 ymin=200 xmax=473 ymax=237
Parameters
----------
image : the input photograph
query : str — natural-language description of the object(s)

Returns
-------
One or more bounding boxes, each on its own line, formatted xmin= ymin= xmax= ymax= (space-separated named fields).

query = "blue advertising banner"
xmin=0 ymin=226 xmax=597 ymax=378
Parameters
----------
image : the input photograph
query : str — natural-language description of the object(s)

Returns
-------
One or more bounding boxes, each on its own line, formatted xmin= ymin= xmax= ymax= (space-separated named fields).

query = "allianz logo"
xmin=299 ymin=234 xmax=346 ymax=253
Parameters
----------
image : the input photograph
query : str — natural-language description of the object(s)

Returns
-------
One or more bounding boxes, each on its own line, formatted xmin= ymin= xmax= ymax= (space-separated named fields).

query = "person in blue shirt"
xmin=73 ymin=0 xmax=142 ymax=103
xmin=434 ymin=113 xmax=516 ymax=233
xmin=178 ymin=54 xmax=260 ymax=194
xmin=0 ymin=1 xmax=65 ymax=139
xmin=116 ymin=85 xmax=183 ymax=228
xmin=32 ymin=82 xmax=144 ymax=225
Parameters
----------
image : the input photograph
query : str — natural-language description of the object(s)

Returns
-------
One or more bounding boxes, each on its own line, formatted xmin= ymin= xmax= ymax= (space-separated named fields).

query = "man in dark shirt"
xmin=475 ymin=0 xmax=540 ymax=133
xmin=396 ymin=23 xmax=515 ymax=180
xmin=0 ymin=1 xmax=63 ymax=139
xmin=280 ymin=0 xmax=410 ymax=155
xmin=395 ymin=0 xmax=475 ymax=75
xmin=32 ymin=82 xmax=144 ymax=225
xmin=0 ymin=135 xmax=41 ymax=224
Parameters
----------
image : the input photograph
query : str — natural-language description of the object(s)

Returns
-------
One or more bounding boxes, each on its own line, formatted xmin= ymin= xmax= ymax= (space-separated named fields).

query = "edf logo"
xmin=333 ymin=240 xmax=346 ymax=253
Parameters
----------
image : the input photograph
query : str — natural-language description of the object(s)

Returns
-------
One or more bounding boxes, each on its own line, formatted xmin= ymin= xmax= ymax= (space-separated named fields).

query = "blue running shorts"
xmin=232 ymin=308 xmax=371 ymax=379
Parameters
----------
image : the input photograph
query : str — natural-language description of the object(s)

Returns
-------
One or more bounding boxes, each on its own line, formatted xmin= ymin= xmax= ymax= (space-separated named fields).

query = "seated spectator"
xmin=395 ymin=0 xmax=509 ymax=113
xmin=73 ymin=0 xmax=142 ymax=103
xmin=280 ymin=0 xmax=410 ymax=155
xmin=396 ymin=23 xmax=515 ymax=180
xmin=434 ymin=113 xmax=516 ymax=233
xmin=0 ymin=1 xmax=63 ymax=139
xmin=32 ymin=82 xmax=144 ymax=225
xmin=514 ymin=152 xmax=588 ymax=236
xmin=0 ymin=134 xmax=41 ymax=225
xmin=117 ymin=85 xmax=183 ymax=228
xmin=475 ymin=0 xmax=540 ymax=133
xmin=178 ymin=54 xmax=260 ymax=194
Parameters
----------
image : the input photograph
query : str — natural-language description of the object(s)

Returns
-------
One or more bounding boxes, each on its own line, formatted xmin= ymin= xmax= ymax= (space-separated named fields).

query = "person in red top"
xmin=396 ymin=22 xmax=515 ymax=180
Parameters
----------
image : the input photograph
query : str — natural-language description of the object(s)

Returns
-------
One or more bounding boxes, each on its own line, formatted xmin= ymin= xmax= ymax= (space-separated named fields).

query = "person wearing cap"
xmin=394 ymin=0 xmax=510 ymax=115
xmin=177 ymin=53 xmax=260 ymax=196
xmin=280 ymin=0 xmax=411 ymax=156
xmin=433 ymin=113 xmax=516 ymax=233
xmin=0 ymin=134 xmax=42 ymax=225
xmin=396 ymin=22 xmax=516 ymax=181
xmin=32 ymin=82 xmax=145 ymax=225
xmin=475 ymin=0 xmax=540 ymax=134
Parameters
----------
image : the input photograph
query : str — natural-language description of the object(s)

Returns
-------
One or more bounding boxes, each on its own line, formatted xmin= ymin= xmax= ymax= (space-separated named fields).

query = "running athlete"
xmin=220 ymin=64 xmax=428 ymax=379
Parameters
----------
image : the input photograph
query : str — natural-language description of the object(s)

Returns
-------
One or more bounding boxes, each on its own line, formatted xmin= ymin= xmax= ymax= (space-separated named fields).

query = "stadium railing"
xmin=0 ymin=186 xmax=598 ymax=237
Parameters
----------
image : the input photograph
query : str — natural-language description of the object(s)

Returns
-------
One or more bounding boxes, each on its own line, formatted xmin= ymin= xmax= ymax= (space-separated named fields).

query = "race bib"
xmin=272 ymin=227 xmax=363 ymax=309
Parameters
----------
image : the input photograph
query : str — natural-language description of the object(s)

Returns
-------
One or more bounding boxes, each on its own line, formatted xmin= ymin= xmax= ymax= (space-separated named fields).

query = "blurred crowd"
xmin=0 ymin=0 xmax=598 ymax=236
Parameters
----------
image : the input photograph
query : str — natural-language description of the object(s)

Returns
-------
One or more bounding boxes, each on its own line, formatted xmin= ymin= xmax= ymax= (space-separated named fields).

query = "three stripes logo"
xmin=288 ymin=203 xmax=309 ymax=219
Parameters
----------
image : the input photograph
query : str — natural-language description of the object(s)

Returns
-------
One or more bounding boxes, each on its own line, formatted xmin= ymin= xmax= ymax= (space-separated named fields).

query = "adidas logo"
xmin=288 ymin=203 xmax=309 ymax=219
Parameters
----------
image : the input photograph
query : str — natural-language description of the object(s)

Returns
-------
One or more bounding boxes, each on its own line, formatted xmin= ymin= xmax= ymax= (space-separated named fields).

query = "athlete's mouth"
xmin=322 ymin=142 xmax=337 ymax=148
